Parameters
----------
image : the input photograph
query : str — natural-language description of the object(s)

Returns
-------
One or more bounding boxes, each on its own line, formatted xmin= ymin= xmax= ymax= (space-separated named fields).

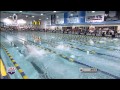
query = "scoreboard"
xmin=32 ymin=21 xmax=41 ymax=25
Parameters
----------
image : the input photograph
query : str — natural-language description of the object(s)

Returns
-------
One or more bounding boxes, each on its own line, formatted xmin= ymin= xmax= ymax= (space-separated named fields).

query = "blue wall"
xmin=79 ymin=11 xmax=86 ymax=23
xmin=64 ymin=12 xmax=68 ymax=25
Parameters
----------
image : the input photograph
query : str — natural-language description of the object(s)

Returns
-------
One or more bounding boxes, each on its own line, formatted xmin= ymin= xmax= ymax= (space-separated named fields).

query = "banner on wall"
xmin=67 ymin=11 xmax=79 ymax=23
xmin=51 ymin=15 xmax=56 ymax=25
xmin=85 ymin=11 xmax=105 ymax=22
xmin=104 ymin=11 xmax=119 ymax=21
xmin=32 ymin=21 xmax=41 ymax=25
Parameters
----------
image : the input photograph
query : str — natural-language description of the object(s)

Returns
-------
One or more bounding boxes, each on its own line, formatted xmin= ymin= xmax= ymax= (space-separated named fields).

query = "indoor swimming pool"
xmin=1 ymin=31 xmax=120 ymax=79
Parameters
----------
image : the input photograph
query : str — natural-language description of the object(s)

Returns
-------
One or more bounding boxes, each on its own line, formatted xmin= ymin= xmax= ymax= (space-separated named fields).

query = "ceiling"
xmin=1 ymin=11 xmax=66 ymax=21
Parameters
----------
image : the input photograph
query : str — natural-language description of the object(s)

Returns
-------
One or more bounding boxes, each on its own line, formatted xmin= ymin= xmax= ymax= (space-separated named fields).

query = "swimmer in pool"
xmin=38 ymin=36 xmax=42 ymax=45
xmin=33 ymin=36 xmax=41 ymax=45
xmin=33 ymin=36 xmax=37 ymax=43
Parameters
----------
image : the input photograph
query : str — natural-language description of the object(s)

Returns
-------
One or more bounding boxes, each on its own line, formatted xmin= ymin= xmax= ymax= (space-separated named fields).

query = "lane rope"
xmin=1 ymin=44 xmax=29 ymax=79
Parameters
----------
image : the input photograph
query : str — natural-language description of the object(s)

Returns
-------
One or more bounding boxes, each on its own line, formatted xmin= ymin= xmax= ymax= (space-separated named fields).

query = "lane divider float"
xmin=1 ymin=44 xmax=29 ymax=79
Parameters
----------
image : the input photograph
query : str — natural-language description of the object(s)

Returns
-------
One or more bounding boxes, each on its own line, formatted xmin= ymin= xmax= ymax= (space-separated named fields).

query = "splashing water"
xmin=87 ymin=51 xmax=90 ymax=55
xmin=113 ymin=38 xmax=119 ymax=41
xmin=21 ymin=45 xmax=48 ymax=61
xmin=51 ymin=36 xmax=55 ymax=39
xmin=18 ymin=35 xmax=27 ymax=44
xmin=89 ymin=39 xmax=94 ymax=45
xmin=99 ymin=40 xmax=106 ymax=44
xmin=6 ymin=36 xmax=13 ymax=42
xmin=70 ymin=55 xmax=75 ymax=58
xmin=18 ymin=34 xmax=26 ymax=41
xmin=56 ymin=44 xmax=70 ymax=51
xmin=102 ymin=38 xmax=107 ymax=40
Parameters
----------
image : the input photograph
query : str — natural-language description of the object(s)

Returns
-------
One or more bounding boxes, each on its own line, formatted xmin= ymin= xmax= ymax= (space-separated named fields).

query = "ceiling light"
xmin=19 ymin=11 xmax=22 ymax=12
xmin=46 ymin=18 xmax=48 ymax=19
xmin=39 ymin=19 xmax=41 ymax=20
xmin=92 ymin=11 xmax=95 ymax=13
xmin=41 ymin=13 xmax=43 ymax=15
xmin=32 ymin=16 xmax=34 ymax=18
xmin=53 ymin=11 xmax=56 ymax=12
xmin=70 ymin=14 xmax=73 ymax=16
xmin=26 ymin=15 xmax=28 ymax=17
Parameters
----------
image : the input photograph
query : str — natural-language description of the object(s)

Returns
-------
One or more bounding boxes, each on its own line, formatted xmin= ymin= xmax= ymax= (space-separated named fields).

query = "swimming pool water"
xmin=1 ymin=31 xmax=120 ymax=79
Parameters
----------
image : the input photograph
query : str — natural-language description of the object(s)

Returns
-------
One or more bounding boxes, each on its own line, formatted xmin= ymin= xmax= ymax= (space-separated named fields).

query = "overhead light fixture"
xmin=26 ymin=15 xmax=28 ymax=17
xmin=32 ymin=16 xmax=34 ymax=18
xmin=19 ymin=11 xmax=22 ymax=12
xmin=92 ymin=11 xmax=95 ymax=13
xmin=70 ymin=14 xmax=73 ymax=16
xmin=46 ymin=18 xmax=48 ymax=19
xmin=53 ymin=11 xmax=56 ymax=12
xmin=41 ymin=13 xmax=43 ymax=15
xmin=39 ymin=19 xmax=41 ymax=20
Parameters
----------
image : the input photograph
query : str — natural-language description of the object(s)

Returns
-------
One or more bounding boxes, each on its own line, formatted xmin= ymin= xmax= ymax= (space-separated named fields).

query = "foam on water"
xmin=99 ymin=40 xmax=106 ymax=44
xmin=87 ymin=51 xmax=90 ymax=55
xmin=70 ymin=55 xmax=75 ymax=58
xmin=6 ymin=35 xmax=13 ymax=42
xmin=113 ymin=38 xmax=119 ymax=41
xmin=102 ymin=38 xmax=107 ymax=40
xmin=51 ymin=36 xmax=55 ymax=39
xmin=89 ymin=39 xmax=94 ymax=45
xmin=56 ymin=44 xmax=70 ymax=51
xmin=21 ymin=45 xmax=48 ymax=61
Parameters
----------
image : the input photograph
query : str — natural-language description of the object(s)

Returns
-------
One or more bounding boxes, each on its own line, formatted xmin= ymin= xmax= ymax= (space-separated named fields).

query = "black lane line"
xmin=2 ymin=32 xmax=120 ymax=79
xmin=31 ymin=62 xmax=44 ymax=74
xmin=31 ymin=62 xmax=50 ymax=79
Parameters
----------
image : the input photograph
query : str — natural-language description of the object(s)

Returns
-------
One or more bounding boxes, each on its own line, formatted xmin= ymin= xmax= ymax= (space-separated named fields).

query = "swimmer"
xmin=37 ymin=36 xmax=42 ymax=45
